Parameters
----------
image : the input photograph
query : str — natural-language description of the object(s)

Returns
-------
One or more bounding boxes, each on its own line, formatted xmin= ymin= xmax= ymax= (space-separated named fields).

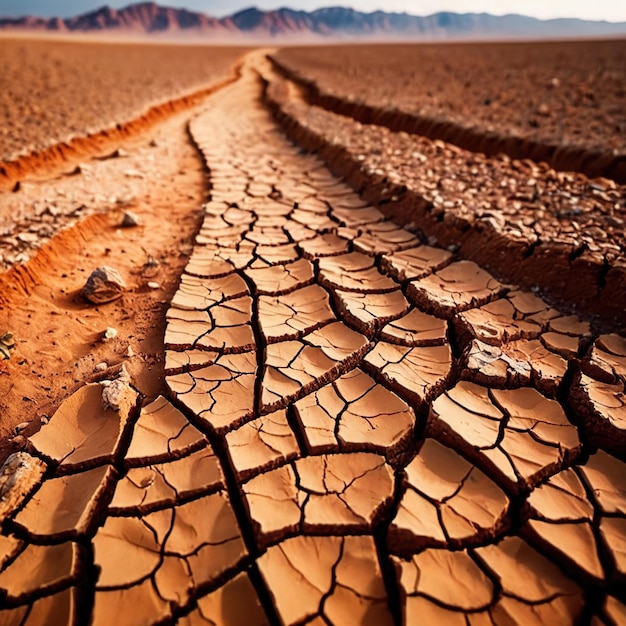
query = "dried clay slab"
xmin=389 ymin=438 xmax=509 ymax=553
xmin=429 ymin=382 xmax=581 ymax=493
xmin=29 ymin=383 xmax=138 ymax=470
xmin=242 ymin=452 xmax=394 ymax=543
xmin=258 ymin=535 xmax=392 ymax=626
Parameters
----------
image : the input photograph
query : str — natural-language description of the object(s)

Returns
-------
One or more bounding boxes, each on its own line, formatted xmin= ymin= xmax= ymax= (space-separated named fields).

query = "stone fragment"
xmin=120 ymin=211 xmax=140 ymax=227
xmin=0 ymin=453 xmax=46 ymax=522
xmin=100 ymin=365 xmax=136 ymax=413
xmin=103 ymin=327 xmax=118 ymax=341
xmin=82 ymin=266 xmax=126 ymax=304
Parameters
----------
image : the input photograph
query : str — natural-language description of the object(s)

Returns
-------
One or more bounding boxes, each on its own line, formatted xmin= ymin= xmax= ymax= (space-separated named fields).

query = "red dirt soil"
xmin=0 ymin=40 xmax=256 ymax=462
xmin=273 ymin=40 xmax=626 ymax=181
xmin=0 ymin=37 xmax=250 ymax=162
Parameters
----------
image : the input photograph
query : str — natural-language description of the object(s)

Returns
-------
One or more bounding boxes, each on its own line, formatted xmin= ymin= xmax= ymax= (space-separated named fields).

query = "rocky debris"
xmin=81 ymin=266 xmax=126 ymax=304
xmin=102 ymin=327 xmax=118 ymax=341
xmin=0 ymin=332 xmax=15 ymax=359
xmin=120 ymin=210 xmax=140 ymax=227
xmin=0 ymin=453 xmax=46 ymax=521
xmin=100 ymin=365 xmax=136 ymax=412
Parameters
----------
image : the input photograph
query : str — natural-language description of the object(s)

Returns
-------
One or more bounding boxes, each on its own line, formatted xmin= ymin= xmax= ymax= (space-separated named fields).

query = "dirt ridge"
xmin=269 ymin=54 xmax=626 ymax=185
xmin=260 ymin=67 xmax=626 ymax=328
xmin=0 ymin=59 xmax=244 ymax=191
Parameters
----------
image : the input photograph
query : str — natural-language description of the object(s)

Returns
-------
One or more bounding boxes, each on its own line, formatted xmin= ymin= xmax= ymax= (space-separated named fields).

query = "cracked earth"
xmin=1 ymin=50 xmax=625 ymax=626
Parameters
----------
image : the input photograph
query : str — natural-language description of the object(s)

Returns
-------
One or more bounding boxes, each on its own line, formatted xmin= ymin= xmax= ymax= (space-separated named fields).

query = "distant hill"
xmin=1 ymin=2 xmax=625 ymax=40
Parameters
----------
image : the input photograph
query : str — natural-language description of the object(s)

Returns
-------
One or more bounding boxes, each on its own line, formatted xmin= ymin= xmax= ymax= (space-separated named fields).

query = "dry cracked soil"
xmin=0 ymin=43 xmax=625 ymax=626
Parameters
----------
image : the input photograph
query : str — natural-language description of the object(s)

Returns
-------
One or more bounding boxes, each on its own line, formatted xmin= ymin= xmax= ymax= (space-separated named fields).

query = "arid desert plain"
xmin=0 ymin=36 xmax=625 ymax=625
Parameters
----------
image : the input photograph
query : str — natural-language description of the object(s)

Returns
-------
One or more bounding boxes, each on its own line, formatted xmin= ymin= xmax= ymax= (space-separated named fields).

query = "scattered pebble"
xmin=94 ymin=362 xmax=109 ymax=373
xmin=82 ymin=266 xmax=126 ymax=304
xmin=120 ymin=211 xmax=140 ymax=227
xmin=147 ymin=281 xmax=160 ymax=290
xmin=103 ymin=327 xmax=118 ymax=341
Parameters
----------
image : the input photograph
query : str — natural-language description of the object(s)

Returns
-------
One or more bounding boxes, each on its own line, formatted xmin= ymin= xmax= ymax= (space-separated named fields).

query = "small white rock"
xmin=95 ymin=362 xmax=109 ymax=373
xmin=147 ymin=281 xmax=160 ymax=290
xmin=103 ymin=327 xmax=118 ymax=341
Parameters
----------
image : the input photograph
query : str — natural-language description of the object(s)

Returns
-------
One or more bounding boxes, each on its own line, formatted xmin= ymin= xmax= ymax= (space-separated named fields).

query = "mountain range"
xmin=1 ymin=2 xmax=625 ymax=40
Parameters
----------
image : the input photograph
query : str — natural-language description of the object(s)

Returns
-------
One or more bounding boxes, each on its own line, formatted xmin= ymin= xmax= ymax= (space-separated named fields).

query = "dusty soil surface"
xmin=0 ymin=37 xmax=250 ymax=161
xmin=263 ymin=64 xmax=626 ymax=326
xmin=0 ymin=50 xmax=625 ymax=626
xmin=273 ymin=40 xmax=626 ymax=180
xmin=0 ymin=97 xmax=209 ymax=463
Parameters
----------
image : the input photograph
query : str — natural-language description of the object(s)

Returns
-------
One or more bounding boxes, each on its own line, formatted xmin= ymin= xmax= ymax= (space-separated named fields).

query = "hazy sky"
xmin=2 ymin=1 xmax=626 ymax=22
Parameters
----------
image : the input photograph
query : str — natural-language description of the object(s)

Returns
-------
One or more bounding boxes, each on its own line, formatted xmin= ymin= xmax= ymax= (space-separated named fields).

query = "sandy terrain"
xmin=0 ymin=41 xmax=625 ymax=625
xmin=0 ymin=37 xmax=250 ymax=161
xmin=273 ymin=40 xmax=626 ymax=180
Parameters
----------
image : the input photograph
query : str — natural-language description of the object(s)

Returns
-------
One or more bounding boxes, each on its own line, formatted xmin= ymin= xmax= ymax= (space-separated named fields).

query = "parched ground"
xmin=0 ymin=37 xmax=250 ymax=161
xmin=0 ymin=40 xmax=625 ymax=626
xmin=273 ymin=40 xmax=626 ymax=180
